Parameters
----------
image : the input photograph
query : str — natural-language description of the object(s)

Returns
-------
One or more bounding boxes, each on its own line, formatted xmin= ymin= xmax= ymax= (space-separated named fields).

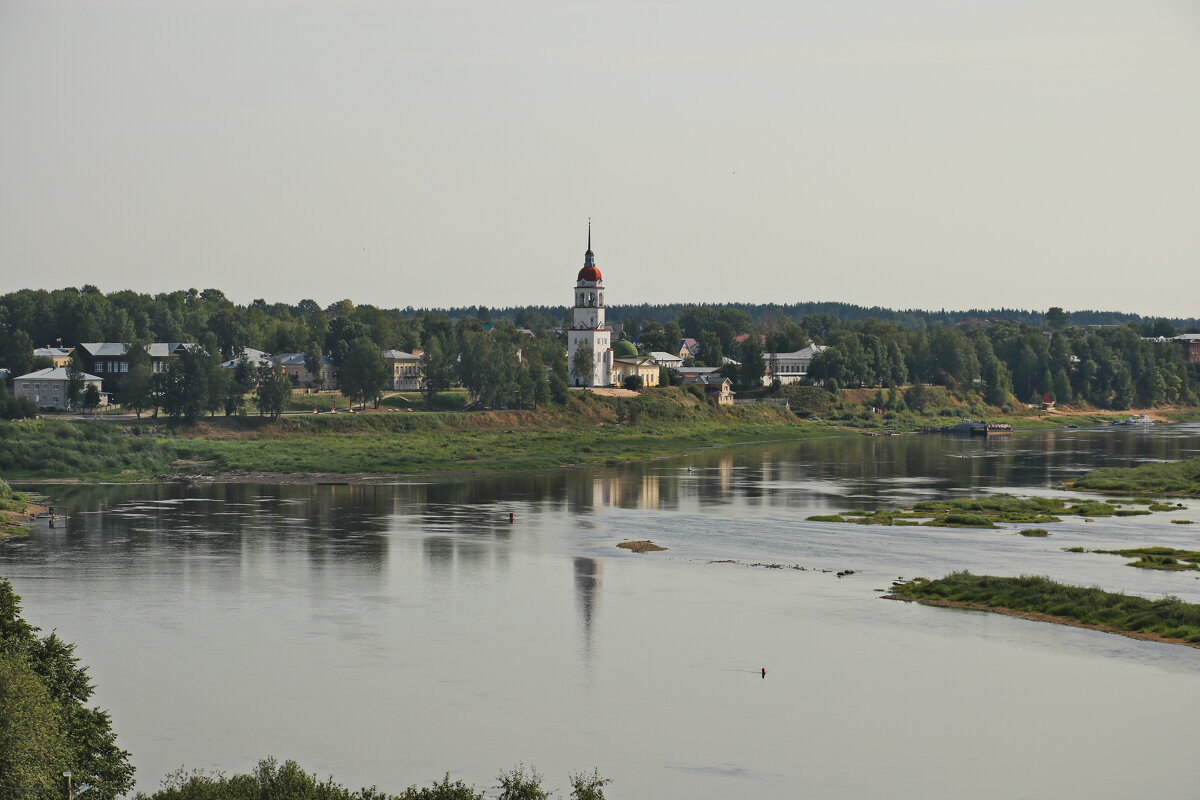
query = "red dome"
xmin=577 ymin=265 xmax=602 ymax=282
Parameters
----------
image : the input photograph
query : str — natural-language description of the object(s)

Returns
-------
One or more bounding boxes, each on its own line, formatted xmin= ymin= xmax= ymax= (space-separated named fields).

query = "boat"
xmin=942 ymin=419 xmax=1013 ymax=436
xmin=1112 ymin=414 xmax=1154 ymax=426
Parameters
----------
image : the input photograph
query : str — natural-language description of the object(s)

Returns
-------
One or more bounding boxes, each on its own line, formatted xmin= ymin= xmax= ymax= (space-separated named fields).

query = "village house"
xmin=13 ymin=367 xmax=105 ymax=411
xmin=677 ymin=338 xmax=699 ymax=359
xmin=76 ymin=342 xmax=196 ymax=390
xmin=381 ymin=349 xmax=424 ymax=390
xmin=1176 ymin=334 xmax=1200 ymax=364
xmin=648 ymin=351 xmax=682 ymax=369
xmin=764 ymin=344 xmax=825 ymax=385
xmin=681 ymin=373 xmax=735 ymax=405
xmin=273 ymin=353 xmax=336 ymax=389
xmin=33 ymin=346 xmax=74 ymax=367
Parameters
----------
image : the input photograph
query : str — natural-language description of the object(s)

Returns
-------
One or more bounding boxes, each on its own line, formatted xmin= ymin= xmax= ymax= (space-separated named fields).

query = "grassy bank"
xmin=0 ymin=389 xmax=841 ymax=480
xmin=798 ymin=384 xmax=1200 ymax=433
xmin=806 ymin=494 xmax=1166 ymax=529
xmin=1068 ymin=457 xmax=1200 ymax=496
xmin=0 ymin=478 xmax=33 ymax=538
xmin=888 ymin=572 xmax=1200 ymax=646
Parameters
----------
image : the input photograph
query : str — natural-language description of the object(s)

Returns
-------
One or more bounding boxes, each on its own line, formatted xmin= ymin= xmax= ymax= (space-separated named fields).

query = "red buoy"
xmin=508 ymin=512 xmax=515 ymax=524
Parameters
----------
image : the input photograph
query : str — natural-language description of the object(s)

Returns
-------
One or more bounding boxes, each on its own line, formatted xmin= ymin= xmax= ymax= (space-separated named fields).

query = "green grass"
xmin=804 ymin=494 xmax=1171 ymax=529
xmin=0 ymin=419 xmax=180 ymax=478
xmin=1091 ymin=547 xmax=1200 ymax=571
xmin=890 ymin=572 xmax=1200 ymax=644
xmin=1 ymin=390 xmax=848 ymax=479
xmin=1069 ymin=457 xmax=1200 ymax=496
xmin=1019 ymin=528 xmax=1050 ymax=536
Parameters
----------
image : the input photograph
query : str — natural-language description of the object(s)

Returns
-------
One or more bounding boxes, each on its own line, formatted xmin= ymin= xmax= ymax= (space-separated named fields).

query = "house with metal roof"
xmin=381 ymin=350 xmax=424 ymax=390
xmin=12 ymin=367 xmax=105 ymax=411
xmin=33 ymin=346 xmax=75 ymax=368
xmin=764 ymin=344 xmax=826 ymax=385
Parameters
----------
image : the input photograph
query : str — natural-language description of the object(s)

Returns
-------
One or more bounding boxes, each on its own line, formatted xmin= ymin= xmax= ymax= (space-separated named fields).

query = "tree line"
xmin=3 ymin=287 xmax=1198 ymax=415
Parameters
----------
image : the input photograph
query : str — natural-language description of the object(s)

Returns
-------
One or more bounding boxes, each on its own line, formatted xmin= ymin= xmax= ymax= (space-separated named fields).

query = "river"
xmin=4 ymin=424 xmax=1200 ymax=799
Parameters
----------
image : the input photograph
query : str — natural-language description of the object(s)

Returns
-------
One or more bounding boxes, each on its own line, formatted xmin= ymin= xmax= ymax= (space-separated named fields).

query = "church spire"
xmin=584 ymin=218 xmax=595 ymax=268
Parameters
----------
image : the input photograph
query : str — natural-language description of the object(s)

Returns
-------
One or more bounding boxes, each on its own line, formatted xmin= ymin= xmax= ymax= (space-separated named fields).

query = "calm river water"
xmin=5 ymin=424 xmax=1200 ymax=799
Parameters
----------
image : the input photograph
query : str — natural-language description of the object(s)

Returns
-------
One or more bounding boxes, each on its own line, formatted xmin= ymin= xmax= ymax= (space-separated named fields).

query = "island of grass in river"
xmin=888 ymin=572 xmax=1200 ymax=646
xmin=1069 ymin=456 xmax=1200 ymax=496
xmin=806 ymin=494 xmax=1176 ymax=528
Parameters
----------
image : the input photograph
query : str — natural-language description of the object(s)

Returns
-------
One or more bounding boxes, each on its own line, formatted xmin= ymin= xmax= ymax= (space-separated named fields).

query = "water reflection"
xmin=4 ymin=424 xmax=1200 ymax=800
xmin=573 ymin=557 xmax=602 ymax=675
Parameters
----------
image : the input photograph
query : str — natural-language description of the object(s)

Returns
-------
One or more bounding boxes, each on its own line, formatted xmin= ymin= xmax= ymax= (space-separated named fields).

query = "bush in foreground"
xmin=133 ymin=759 xmax=610 ymax=800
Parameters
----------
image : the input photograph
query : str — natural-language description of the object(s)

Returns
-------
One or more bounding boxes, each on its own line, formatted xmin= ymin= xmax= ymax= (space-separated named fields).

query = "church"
xmin=566 ymin=226 xmax=659 ymax=388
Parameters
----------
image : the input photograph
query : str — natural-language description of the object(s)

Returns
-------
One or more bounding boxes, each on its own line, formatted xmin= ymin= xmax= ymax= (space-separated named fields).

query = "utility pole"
xmin=63 ymin=771 xmax=73 ymax=800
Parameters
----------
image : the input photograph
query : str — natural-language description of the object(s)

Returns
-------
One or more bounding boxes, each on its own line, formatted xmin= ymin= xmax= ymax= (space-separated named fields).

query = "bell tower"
xmin=566 ymin=221 xmax=612 ymax=386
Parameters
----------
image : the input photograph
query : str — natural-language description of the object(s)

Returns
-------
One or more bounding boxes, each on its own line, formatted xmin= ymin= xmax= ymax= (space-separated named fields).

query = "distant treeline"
xmin=2 ymin=287 xmax=1198 ymax=413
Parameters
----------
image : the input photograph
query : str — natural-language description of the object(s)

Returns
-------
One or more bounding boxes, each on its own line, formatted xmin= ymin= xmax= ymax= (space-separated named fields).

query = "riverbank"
xmin=0 ymin=479 xmax=45 ymax=539
xmin=886 ymin=572 xmax=1200 ymax=648
xmin=3 ymin=389 xmax=1199 ymax=484
xmin=0 ymin=390 xmax=848 ymax=482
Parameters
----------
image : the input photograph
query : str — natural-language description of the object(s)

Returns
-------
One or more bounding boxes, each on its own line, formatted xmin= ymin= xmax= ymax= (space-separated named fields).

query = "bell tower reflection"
xmin=573 ymin=557 xmax=602 ymax=673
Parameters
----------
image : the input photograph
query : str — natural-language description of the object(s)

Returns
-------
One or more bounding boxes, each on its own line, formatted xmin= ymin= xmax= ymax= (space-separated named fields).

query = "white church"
xmin=566 ymin=227 xmax=660 ymax=388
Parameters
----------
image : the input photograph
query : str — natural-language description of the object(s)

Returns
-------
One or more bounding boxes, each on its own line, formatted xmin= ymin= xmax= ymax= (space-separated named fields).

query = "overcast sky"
xmin=1 ymin=0 xmax=1196 ymax=317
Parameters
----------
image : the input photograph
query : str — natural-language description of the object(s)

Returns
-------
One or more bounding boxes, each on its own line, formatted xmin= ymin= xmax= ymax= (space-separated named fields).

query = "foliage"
xmin=805 ymin=494 xmax=1183 ymax=528
xmin=568 ymin=769 xmax=611 ymax=800
xmin=570 ymin=341 xmax=594 ymax=385
xmin=338 ymin=337 xmax=389 ymax=408
xmin=254 ymin=364 xmax=292 ymax=420
xmin=495 ymin=764 xmax=549 ymax=800
xmin=0 ymin=651 xmax=71 ymax=796
xmin=121 ymin=342 xmax=155 ymax=418
xmin=0 ymin=419 xmax=179 ymax=477
xmin=0 ymin=381 xmax=38 ymax=420
xmin=622 ymin=375 xmax=643 ymax=391
xmin=0 ymin=579 xmax=135 ymax=798
xmin=1069 ymin=457 xmax=1200 ymax=496
xmin=891 ymin=572 xmax=1200 ymax=644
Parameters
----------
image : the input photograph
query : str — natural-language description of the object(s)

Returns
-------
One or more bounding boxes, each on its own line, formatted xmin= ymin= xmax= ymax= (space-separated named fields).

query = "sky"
xmin=1 ymin=0 xmax=1197 ymax=317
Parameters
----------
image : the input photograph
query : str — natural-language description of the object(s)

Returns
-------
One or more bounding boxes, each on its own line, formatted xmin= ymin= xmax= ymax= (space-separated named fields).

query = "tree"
xmin=83 ymin=383 xmax=101 ymax=412
xmin=0 ymin=652 xmax=71 ymax=795
xmin=570 ymin=341 xmax=595 ymax=386
xmin=66 ymin=351 xmax=86 ymax=411
xmin=696 ymin=330 xmax=723 ymax=367
xmin=0 ymin=579 xmax=135 ymax=798
xmin=255 ymin=363 xmax=292 ymax=419
xmin=304 ymin=345 xmax=325 ymax=391
xmin=121 ymin=343 xmax=154 ymax=418
xmin=737 ymin=336 xmax=766 ymax=389
xmin=1045 ymin=307 xmax=1069 ymax=330
xmin=568 ymin=768 xmax=612 ymax=800
xmin=623 ymin=374 xmax=643 ymax=391
xmin=338 ymin=337 xmax=388 ymax=408
xmin=420 ymin=334 xmax=456 ymax=398
xmin=495 ymin=764 xmax=549 ymax=800
xmin=160 ymin=347 xmax=222 ymax=423
xmin=226 ymin=357 xmax=259 ymax=416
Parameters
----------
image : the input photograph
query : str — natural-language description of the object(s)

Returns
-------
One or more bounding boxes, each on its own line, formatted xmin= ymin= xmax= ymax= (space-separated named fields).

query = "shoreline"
xmin=884 ymin=593 xmax=1200 ymax=649
xmin=8 ymin=430 xmax=853 ymax=486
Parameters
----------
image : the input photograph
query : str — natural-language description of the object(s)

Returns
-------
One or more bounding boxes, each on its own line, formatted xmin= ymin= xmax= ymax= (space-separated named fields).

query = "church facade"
xmin=566 ymin=228 xmax=613 ymax=387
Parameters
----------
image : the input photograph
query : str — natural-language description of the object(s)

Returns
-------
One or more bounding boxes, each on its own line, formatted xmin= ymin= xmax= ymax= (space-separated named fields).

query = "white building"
xmin=566 ymin=226 xmax=613 ymax=386
xmin=765 ymin=344 xmax=825 ymax=385
xmin=381 ymin=349 xmax=424 ymax=390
